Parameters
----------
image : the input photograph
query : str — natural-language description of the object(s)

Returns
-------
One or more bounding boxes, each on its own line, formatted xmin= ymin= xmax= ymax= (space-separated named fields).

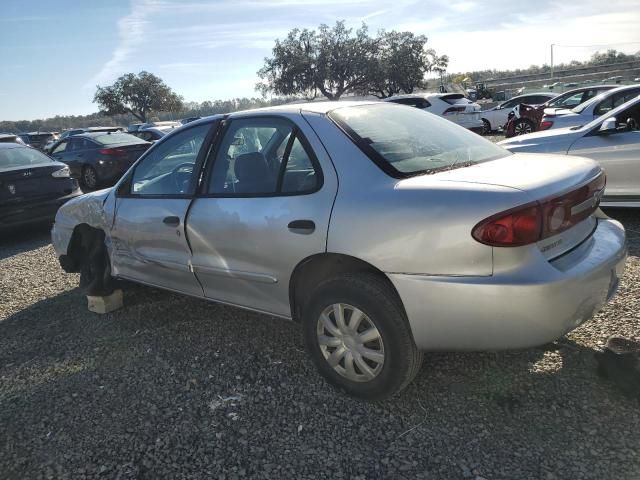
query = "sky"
xmin=1 ymin=0 xmax=639 ymax=121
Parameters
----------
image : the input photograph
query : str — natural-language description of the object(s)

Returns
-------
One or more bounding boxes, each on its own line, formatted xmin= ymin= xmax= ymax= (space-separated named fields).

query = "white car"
xmin=499 ymin=95 xmax=640 ymax=206
xmin=540 ymin=84 xmax=640 ymax=131
xmin=480 ymin=93 xmax=555 ymax=132
xmin=384 ymin=93 xmax=484 ymax=133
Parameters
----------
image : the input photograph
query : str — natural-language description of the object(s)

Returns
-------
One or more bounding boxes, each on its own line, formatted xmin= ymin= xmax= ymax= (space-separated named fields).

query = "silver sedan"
xmin=500 ymin=95 xmax=640 ymax=207
xmin=52 ymin=101 xmax=627 ymax=399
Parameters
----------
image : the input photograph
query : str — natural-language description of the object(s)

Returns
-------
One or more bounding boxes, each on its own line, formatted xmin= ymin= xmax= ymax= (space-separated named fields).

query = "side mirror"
xmin=599 ymin=117 xmax=617 ymax=134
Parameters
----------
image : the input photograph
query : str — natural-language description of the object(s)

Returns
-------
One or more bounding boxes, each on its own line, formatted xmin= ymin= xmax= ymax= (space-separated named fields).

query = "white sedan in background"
xmin=384 ymin=93 xmax=484 ymax=133
xmin=500 ymin=95 xmax=640 ymax=206
xmin=539 ymin=84 xmax=640 ymax=131
xmin=479 ymin=92 xmax=556 ymax=132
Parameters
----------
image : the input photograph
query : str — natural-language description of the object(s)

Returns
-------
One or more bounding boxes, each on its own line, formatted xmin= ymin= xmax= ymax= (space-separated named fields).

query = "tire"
xmin=481 ymin=119 xmax=491 ymax=135
xmin=79 ymin=235 xmax=114 ymax=296
xmin=81 ymin=165 xmax=98 ymax=190
xmin=513 ymin=118 xmax=535 ymax=136
xmin=302 ymin=273 xmax=423 ymax=400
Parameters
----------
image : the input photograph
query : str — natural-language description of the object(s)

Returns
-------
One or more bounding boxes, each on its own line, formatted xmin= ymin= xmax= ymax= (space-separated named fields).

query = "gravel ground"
xmin=1 ymin=211 xmax=639 ymax=480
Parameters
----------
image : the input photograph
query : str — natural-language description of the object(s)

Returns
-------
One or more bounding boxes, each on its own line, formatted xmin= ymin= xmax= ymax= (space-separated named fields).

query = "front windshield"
xmin=329 ymin=103 xmax=509 ymax=177
xmin=0 ymin=146 xmax=53 ymax=169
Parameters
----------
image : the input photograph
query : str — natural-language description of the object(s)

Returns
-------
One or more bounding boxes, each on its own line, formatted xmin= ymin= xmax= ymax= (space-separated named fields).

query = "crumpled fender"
xmin=51 ymin=188 xmax=115 ymax=257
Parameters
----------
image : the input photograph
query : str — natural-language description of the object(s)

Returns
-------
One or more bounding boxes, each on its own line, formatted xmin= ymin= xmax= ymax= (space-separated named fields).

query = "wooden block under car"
xmin=87 ymin=289 xmax=123 ymax=314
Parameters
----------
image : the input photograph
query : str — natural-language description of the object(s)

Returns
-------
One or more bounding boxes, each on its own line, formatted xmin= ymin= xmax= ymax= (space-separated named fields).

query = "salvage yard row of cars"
xmin=2 ymin=91 xmax=638 ymax=399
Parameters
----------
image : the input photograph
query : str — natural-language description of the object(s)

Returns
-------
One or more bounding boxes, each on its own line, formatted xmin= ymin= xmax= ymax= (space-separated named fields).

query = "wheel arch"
xmin=288 ymin=253 xmax=406 ymax=323
xmin=59 ymin=223 xmax=106 ymax=273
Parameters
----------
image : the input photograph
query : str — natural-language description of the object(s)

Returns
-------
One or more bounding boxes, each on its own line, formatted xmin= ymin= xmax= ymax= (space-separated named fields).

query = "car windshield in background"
xmin=329 ymin=103 xmax=509 ymax=177
xmin=0 ymin=146 xmax=53 ymax=169
xmin=94 ymin=133 xmax=147 ymax=145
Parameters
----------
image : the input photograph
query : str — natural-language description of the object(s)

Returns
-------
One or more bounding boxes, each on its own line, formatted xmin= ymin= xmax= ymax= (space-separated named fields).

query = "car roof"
xmin=229 ymin=100 xmax=381 ymax=116
xmin=0 ymin=142 xmax=27 ymax=150
xmin=74 ymin=131 xmax=137 ymax=138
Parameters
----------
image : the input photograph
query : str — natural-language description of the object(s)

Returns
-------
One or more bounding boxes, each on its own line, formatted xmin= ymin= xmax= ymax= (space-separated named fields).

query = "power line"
xmin=553 ymin=41 xmax=640 ymax=48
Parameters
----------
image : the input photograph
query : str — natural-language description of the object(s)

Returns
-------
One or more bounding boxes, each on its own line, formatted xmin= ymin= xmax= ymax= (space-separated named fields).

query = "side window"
xmin=208 ymin=118 xmax=320 ymax=196
xmin=282 ymin=137 xmax=319 ymax=193
xmin=501 ymin=99 xmax=517 ymax=109
xmin=52 ymin=140 xmax=68 ymax=154
xmin=130 ymin=123 xmax=210 ymax=196
xmin=553 ymin=92 xmax=583 ymax=108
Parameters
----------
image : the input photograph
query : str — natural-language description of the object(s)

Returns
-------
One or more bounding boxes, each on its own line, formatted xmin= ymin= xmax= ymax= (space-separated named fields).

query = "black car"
xmin=0 ymin=143 xmax=81 ymax=232
xmin=49 ymin=132 xmax=151 ymax=189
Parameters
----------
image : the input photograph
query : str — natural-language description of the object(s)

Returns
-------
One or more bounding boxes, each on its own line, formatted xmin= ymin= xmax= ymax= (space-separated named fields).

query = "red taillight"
xmin=443 ymin=106 xmax=466 ymax=115
xmin=472 ymin=173 xmax=606 ymax=247
xmin=99 ymin=148 xmax=127 ymax=156
xmin=539 ymin=120 xmax=554 ymax=130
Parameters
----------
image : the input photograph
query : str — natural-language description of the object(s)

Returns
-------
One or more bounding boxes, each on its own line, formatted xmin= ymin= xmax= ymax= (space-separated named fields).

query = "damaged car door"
xmin=109 ymin=122 xmax=216 ymax=296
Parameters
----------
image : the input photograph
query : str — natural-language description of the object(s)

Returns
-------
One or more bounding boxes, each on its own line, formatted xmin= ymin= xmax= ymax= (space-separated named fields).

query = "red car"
xmin=504 ymin=85 xmax=617 ymax=137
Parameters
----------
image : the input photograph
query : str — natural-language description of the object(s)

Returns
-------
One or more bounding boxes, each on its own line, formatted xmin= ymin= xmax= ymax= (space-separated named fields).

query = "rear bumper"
xmin=389 ymin=218 xmax=627 ymax=351
xmin=0 ymin=187 xmax=82 ymax=231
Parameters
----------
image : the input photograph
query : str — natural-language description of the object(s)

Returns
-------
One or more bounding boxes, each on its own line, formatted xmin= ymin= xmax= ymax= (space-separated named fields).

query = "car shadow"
xmin=0 ymin=223 xmax=52 ymax=261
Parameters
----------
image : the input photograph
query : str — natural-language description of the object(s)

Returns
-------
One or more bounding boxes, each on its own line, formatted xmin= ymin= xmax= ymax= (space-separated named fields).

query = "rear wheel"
xmin=302 ymin=273 xmax=423 ymax=400
xmin=481 ymin=119 xmax=492 ymax=135
xmin=81 ymin=166 xmax=98 ymax=190
xmin=513 ymin=118 xmax=535 ymax=136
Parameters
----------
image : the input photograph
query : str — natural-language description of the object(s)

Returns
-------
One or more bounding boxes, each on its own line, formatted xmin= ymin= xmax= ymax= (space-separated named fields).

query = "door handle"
xmin=163 ymin=216 xmax=180 ymax=227
xmin=288 ymin=219 xmax=315 ymax=234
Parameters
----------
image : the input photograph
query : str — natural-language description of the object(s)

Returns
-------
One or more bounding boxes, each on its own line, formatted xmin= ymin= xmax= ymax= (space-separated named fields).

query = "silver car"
xmin=52 ymin=102 xmax=627 ymax=399
xmin=500 ymin=95 xmax=640 ymax=207
xmin=540 ymin=84 xmax=640 ymax=131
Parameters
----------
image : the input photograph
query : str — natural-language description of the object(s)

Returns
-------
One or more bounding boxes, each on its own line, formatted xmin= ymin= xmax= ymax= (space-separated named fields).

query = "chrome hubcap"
xmin=316 ymin=303 xmax=385 ymax=382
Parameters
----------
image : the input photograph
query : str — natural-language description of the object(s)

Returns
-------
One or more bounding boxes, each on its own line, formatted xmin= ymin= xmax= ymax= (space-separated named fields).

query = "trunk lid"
xmin=0 ymin=164 xmax=75 ymax=203
xmin=408 ymin=153 xmax=604 ymax=260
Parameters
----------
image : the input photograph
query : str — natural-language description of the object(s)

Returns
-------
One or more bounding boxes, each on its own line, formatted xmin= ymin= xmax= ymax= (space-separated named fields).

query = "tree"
xmin=257 ymin=21 xmax=378 ymax=100
xmin=365 ymin=31 xmax=448 ymax=98
xmin=93 ymin=71 xmax=183 ymax=123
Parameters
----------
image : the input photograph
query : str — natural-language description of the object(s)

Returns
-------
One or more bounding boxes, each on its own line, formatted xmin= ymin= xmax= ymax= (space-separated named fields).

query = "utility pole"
xmin=550 ymin=44 xmax=555 ymax=82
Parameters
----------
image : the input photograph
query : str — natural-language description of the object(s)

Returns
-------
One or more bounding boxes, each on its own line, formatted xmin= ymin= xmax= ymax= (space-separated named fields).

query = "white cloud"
xmin=85 ymin=0 xmax=162 ymax=88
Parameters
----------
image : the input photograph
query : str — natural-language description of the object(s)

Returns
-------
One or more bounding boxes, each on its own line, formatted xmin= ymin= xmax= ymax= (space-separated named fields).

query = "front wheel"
xmin=79 ymin=235 xmax=114 ymax=296
xmin=302 ymin=273 xmax=423 ymax=400
xmin=513 ymin=118 xmax=535 ymax=136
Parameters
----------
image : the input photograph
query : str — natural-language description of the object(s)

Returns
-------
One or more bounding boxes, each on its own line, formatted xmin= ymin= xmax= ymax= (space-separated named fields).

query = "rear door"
xmin=186 ymin=114 xmax=338 ymax=317
xmin=109 ymin=122 xmax=216 ymax=295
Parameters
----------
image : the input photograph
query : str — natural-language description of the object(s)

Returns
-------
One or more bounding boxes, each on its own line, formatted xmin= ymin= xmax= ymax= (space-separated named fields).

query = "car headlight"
xmin=51 ymin=166 xmax=70 ymax=178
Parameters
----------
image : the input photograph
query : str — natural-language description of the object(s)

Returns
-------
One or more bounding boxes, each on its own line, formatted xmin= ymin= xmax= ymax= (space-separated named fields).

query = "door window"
xmin=208 ymin=118 xmax=320 ymax=196
xmin=595 ymin=89 xmax=640 ymax=116
xmin=52 ymin=140 xmax=68 ymax=154
xmin=130 ymin=123 xmax=211 ymax=196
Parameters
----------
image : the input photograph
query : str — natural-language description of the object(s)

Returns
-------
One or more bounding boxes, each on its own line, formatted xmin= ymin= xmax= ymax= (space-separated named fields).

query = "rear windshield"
xmin=329 ymin=103 xmax=509 ymax=177
xmin=441 ymin=94 xmax=470 ymax=105
xmin=93 ymin=133 xmax=148 ymax=145
xmin=0 ymin=146 xmax=53 ymax=169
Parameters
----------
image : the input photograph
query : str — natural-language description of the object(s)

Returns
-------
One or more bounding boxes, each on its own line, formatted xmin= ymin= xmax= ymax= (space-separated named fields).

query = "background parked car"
xmin=0 ymin=133 xmax=25 ymax=144
xmin=18 ymin=132 xmax=58 ymax=151
xmin=504 ymin=85 xmax=617 ymax=137
xmin=134 ymin=125 xmax=180 ymax=142
xmin=43 ymin=127 xmax=124 ymax=153
xmin=384 ymin=93 xmax=484 ymax=133
xmin=0 ymin=143 xmax=81 ymax=231
xmin=49 ymin=132 xmax=150 ymax=189
xmin=540 ymin=84 xmax=640 ymax=130
xmin=499 ymin=95 xmax=640 ymax=206
xmin=479 ymin=93 xmax=555 ymax=133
